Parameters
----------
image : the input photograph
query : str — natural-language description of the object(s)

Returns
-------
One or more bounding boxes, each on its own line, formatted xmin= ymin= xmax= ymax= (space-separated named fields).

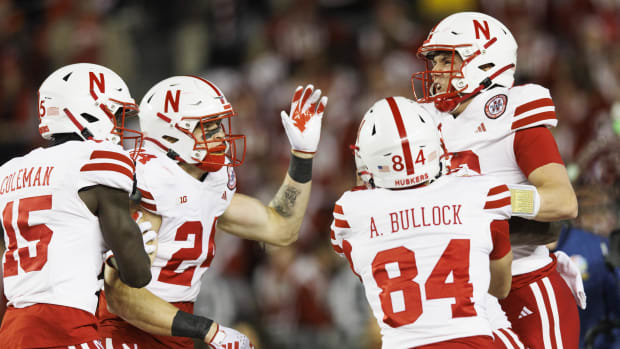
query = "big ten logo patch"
xmin=227 ymin=166 xmax=236 ymax=190
xmin=484 ymin=94 xmax=507 ymax=119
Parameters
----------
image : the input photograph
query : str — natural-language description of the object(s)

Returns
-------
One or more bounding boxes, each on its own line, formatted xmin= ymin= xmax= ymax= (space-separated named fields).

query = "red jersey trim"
xmin=140 ymin=201 xmax=157 ymax=212
xmin=332 ymin=243 xmax=344 ymax=254
xmin=488 ymin=184 xmax=509 ymax=196
xmin=90 ymin=150 xmax=135 ymax=170
xmin=490 ymin=220 xmax=510 ymax=260
xmin=138 ymin=188 xmax=154 ymax=200
xmin=334 ymin=219 xmax=351 ymax=228
xmin=342 ymin=240 xmax=361 ymax=280
xmin=511 ymin=111 xmax=556 ymax=130
xmin=484 ymin=197 xmax=511 ymax=210
xmin=514 ymin=98 xmax=554 ymax=116
xmin=334 ymin=204 xmax=344 ymax=214
xmin=513 ymin=126 xmax=564 ymax=178
xmin=80 ymin=163 xmax=133 ymax=180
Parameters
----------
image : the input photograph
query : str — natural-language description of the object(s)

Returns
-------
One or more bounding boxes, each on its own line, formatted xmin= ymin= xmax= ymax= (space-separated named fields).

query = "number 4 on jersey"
xmin=371 ymin=239 xmax=476 ymax=328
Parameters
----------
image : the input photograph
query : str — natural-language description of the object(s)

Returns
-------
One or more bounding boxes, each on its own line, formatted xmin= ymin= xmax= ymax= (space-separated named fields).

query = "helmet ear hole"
xmin=81 ymin=113 xmax=99 ymax=123
xmin=163 ymin=135 xmax=179 ymax=144
xmin=478 ymin=63 xmax=495 ymax=71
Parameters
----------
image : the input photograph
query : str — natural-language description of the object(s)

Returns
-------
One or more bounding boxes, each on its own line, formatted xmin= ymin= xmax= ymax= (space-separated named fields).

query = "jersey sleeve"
xmin=514 ymin=126 xmax=564 ymax=177
xmin=78 ymin=142 xmax=135 ymax=194
xmin=489 ymin=220 xmax=511 ymax=260
xmin=509 ymin=84 xmax=558 ymax=131
xmin=330 ymin=194 xmax=362 ymax=280
xmin=481 ymin=182 xmax=512 ymax=259
xmin=134 ymin=154 xmax=164 ymax=214
xmin=330 ymin=198 xmax=352 ymax=257
xmin=483 ymin=183 xmax=512 ymax=219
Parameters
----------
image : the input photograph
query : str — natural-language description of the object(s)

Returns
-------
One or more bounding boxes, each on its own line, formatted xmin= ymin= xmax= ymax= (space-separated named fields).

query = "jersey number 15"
xmin=2 ymin=195 xmax=53 ymax=277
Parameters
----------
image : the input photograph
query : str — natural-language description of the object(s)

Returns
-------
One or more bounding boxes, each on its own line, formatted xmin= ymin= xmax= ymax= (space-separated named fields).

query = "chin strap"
xmin=435 ymin=63 xmax=515 ymax=113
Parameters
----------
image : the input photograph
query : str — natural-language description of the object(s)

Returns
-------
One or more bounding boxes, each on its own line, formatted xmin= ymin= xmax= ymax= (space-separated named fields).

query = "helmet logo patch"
xmin=89 ymin=72 xmax=105 ymax=100
xmin=165 ymin=90 xmax=181 ymax=113
xmin=484 ymin=94 xmax=507 ymax=119
xmin=227 ymin=166 xmax=236 ymax=190
xmin=473 ymin=20 xmax=490 ymax=40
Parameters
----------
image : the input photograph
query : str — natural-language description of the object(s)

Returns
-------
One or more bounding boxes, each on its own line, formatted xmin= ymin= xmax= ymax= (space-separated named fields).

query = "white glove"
xmin=134 ymin=211 xmax=157 ymax=256
xmin=102 ymin=211 xmax=158 ymax=268
xmin=207 ymin=324 xmax=254 ymax=349
xmin=280 ymin=84 xmax=328 ymax=154
xmin=554 ymin=250 xmax=587 ymax=309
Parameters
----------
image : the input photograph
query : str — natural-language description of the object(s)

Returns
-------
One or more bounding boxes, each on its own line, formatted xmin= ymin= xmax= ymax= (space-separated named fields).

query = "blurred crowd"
xmin=1 ymin=0 xmax=619 ymax=348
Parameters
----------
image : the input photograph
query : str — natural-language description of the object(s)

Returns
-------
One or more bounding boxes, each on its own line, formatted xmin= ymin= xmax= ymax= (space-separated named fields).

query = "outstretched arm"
xmin=218 ymin=151 xmax=313 ymax=246
xmin=218 ymin=85 xmax=327 ymax=246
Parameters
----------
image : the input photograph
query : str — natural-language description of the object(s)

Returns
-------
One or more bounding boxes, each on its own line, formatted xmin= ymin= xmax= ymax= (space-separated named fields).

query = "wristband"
xmin=508 ymin=183 xmax=540 ymax=219
xmin=288 ymin=154 xmax=313 ymax=183
xmin=171 ymin=310 xmax=213 ymax=340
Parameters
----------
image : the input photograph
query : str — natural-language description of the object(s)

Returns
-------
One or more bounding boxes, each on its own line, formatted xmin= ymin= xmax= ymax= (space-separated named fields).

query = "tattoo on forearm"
xmin=270 ymin=186 xmax=300 ymax=217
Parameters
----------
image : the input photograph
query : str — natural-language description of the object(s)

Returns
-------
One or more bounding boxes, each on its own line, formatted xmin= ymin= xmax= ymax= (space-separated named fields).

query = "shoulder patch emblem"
xmin=484 ymin=94 xmax=507 ymax=119
xmin=227 ymin=166 xmax=236 ymax=190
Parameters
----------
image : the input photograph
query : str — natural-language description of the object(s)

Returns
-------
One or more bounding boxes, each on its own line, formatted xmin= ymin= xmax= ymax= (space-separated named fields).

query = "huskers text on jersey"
xmin=0 ymin=166 xmax=55 ymax=195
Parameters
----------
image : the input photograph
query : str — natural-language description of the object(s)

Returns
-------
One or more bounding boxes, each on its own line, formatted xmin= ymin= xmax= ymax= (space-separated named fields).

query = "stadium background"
xmin=1 ymin=0 xmax=619 ymax=348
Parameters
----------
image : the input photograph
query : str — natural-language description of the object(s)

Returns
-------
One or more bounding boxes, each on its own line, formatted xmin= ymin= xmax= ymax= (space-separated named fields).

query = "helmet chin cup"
xmin=195 ymin=153 xmax=226 ymax=172
xmin=434 ymin=96 xmax=460 ymax=113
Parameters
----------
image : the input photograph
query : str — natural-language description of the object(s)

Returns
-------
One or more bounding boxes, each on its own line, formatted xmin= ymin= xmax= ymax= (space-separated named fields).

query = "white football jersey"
xmin=0 ymin=140 xmax=134 ymax=314
xmin=133 ymin=145 xmax=235 ymax=303
xmin=330 ymin=175 xmax=511 ymax=348
xmin=425 ymin=84 xmax=557 ymax=275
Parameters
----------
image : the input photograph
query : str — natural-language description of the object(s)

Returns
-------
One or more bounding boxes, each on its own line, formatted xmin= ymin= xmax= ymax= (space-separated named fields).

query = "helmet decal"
xmin=386 ymin=97 xmax=415 ymax=175
xmin=89 ymin=72 xmax=105 ymax=100
xmin=164 ymin=90 xmax=181 ymax=114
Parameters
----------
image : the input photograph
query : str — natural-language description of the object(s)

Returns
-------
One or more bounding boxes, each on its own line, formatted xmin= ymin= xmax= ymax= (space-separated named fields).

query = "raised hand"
xmin=207 ymin=324 xmax=254 ymax=349
xmin=280 ymin=84 xmax=328 ymax=154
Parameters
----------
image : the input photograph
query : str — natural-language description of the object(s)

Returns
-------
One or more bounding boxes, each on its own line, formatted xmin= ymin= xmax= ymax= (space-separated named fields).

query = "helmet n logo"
xmin=165 ymin=90 xmax=181 ymax=113
xmin=89 ymin=72 xmax=105 ymax=100
xmin=473 ymin=20 xmax=490 ymax=40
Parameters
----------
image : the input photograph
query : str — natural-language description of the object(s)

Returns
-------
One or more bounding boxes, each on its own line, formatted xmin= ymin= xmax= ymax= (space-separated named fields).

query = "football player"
xmin=333 ymin=96 xmax=519 ymax=348
xmin=411 ymin=12 xmax=581 ymax=348
xmin=0 ymin=63 xmax=152 ymax=348
xmin=96 ymin=76 xmax=327 ymax=348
